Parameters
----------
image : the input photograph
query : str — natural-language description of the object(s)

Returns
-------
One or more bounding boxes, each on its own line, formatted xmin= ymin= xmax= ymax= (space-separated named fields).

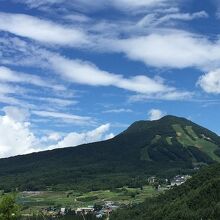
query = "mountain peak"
xmin=123 ymin=115 xmax=190 ymax=135
xmin=159 ymin=115 xmax=191 ymax=123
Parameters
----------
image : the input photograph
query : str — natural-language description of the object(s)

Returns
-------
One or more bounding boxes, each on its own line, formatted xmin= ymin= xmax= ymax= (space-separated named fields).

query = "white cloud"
xmin=0 ymin=95 xmax=24 ymax=106
xmin=63 ymin=14 xmax=91 ymax=23
xmin=129 ymin=90 xmax=193 ymax=102
xmin=198 ymin=69 xmax=220 ymax=94
xmin=46 ymin=52 xmax=188 ymax=96
xmin=27 ymin=96 xmax=77 ymax=107
xmin=0 ymin=66 xmax=71 ymax=109
xmin=117 ymin=75 xmax=170 ymax=94
xmin=0 ymin=19 xmax=194 ymax=104
xmin=156 ymin=11 xmax=208 ymax=23
xmin=0 ymin=83 xmax=23 ymax=95
xmin=0 ymin=106 xmax=38 ymax=158
xmin=138 ymin=11 xmax=208 ymax=27
xmin=0 ymin=37 xmax=53 ymax=67
xmin=17 ymin=0 xmax=174 ymax=11
xmin=39 ymin=97 xmax=77 ymax=107
xmin=48 ymin=123 xmax=112 ymax=149
xmin=0 ymin=7 xmax=208 ymax=105
xmin=148 ymin=109 xmax=166 ymax=120
xmin=48 ymin=54 xmax=121 ymax=86
xmin=0 ymin=12 xmax=88 ymax=46
xmin=212 ymin=0 xmax=220 ymax=19
xmin=0 ymin=83 xmax=29 ymax=106
xmin=111 ymin=0 xmax=171 ymax=11
xmin=32 ymin=110 xmax=93 ymax=125
xmin=104 ymin=133 xmax=115 ymax=139
xmin=103 ymin=108 xmax=132 ymax=113
xmin=0 ymin=106 xmax=113 ymax=158
xmin=113 ymin=31 xmax=220 ymax=70
xmin=47 ymin=132 xmax=62 ymax=141
xmin=154 ymin=7 xmax=180 ymax=14
xmin=18 ymin=0 xmax=64 ymax=8
xmin=0 ymin=7 xmax=216 ymax=73
xmin=2 ymin=106 xmax=30 ymax=122
xmin=0 ymin=66 xmax=65 ymax=91
xmin=0 ymin=38 xmax=192 ymax=100
xmin=1 ymin=12 xmax=219 ymax=72
xmin=41 ymin=132 xmax=62 ymax=142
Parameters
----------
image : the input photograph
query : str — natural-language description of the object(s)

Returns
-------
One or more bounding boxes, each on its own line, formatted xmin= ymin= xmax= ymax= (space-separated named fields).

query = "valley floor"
xmin=0 ymin=185 xmax=163 ymax=219
xmin=17 ymin=185 xmax=161 ymax=214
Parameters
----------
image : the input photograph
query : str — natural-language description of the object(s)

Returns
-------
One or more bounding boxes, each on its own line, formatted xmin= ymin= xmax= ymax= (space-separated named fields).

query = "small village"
xmin=31 ymin=174 xmax=192 ymax=219
xmin=37 ymin=200 xmax=120 ymax=219
xmin=148 ymin=174 xmax=192 ymax=189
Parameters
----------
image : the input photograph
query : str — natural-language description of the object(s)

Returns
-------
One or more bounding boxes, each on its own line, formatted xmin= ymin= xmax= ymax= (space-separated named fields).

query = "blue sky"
xmin=0 ymin=0 xmax=220 ymax=158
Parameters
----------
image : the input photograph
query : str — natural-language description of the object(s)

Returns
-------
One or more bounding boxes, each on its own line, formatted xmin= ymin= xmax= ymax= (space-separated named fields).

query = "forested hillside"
xmin=0 ymin=116 xmax=219 ymax=192
xmin=110 ymin=163 xmax=220 ymax=220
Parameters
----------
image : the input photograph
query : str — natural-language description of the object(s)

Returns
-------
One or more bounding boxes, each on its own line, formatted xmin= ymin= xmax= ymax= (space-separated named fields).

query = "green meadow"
xmin=6 ymin=185 xmax=160 ymax=214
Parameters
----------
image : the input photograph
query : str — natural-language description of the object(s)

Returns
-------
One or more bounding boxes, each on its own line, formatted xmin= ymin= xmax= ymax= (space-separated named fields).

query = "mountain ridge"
xmin=0 ymin=115 xmax=219 ymax=191
xmin=1 ymin=115 xmax=218 ymax=160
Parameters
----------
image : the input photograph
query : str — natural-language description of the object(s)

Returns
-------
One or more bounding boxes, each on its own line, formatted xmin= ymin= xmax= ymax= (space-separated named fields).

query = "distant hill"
xmin=110 ymin=163 xmax=220 ymax=220
xmin=0 ymin=115 xmax=219 ymax=191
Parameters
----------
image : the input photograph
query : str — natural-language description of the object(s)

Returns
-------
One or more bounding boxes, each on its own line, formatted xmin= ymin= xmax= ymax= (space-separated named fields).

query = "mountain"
xmin=0 ymin=115 xmax=219 ymax=192
xmin=123 ymin=115 xmax=220 ymax=163
xmin=110 ymin=163 xmax=220 ymax=220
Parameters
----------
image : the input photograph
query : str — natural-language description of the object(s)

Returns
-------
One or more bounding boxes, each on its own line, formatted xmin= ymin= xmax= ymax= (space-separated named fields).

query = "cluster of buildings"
xmin=170 ymin=175 xmax=191 ymax=186
xmin=95 ymin=201 xmax=119 ymax=218
xmin=41 ymin=201 xmax=119 ymax=219
xmin=148 ymin=174 xmax=192 ymax=189
xmin=74 ymin=201 xmax=119 ymax=218
xmin=41 ymin=207 xmax=65 ymax=217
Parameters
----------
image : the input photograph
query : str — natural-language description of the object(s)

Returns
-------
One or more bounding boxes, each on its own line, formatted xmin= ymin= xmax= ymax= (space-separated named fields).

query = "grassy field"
xmin=173 ymin=124 xmax=196 ymax=146
xmin=172 ymin=124 xmax=220 ymax=162
xmin=7 ymin=185 xmax=160 ymax=214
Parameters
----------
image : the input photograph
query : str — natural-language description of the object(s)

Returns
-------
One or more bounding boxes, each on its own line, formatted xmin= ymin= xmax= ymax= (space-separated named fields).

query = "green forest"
xmin=110 ymin=163 xmax=220 ymax=220
xmin=1 ymin=163 xmax=219 ymax=219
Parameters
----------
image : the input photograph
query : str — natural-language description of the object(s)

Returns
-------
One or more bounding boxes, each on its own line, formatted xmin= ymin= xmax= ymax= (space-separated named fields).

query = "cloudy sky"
xmin=0 ymin=0 xmax=220 ymax=158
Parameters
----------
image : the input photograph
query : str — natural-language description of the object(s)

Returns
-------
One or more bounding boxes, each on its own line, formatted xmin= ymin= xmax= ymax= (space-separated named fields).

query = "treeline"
xmin=0 ymin=161 xmax=194 ymax=192
xmin=110 ymin=163 xmax=220 ymax=220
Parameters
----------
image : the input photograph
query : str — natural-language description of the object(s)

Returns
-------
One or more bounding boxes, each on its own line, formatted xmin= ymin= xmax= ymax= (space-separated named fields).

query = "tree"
xmin=0 ymin=195 xmax=20 ymax=220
